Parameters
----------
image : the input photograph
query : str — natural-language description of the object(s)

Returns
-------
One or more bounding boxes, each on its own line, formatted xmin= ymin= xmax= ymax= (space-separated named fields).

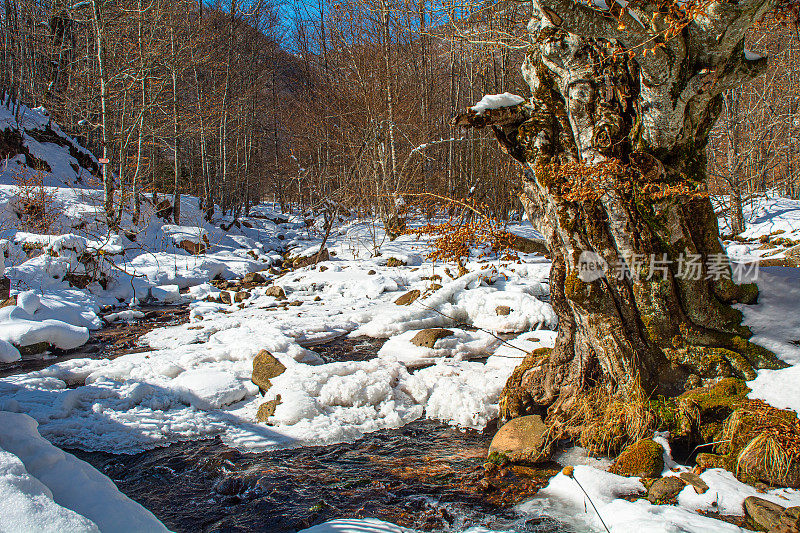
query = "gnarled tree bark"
xmin=455 ymin=0 xmax=787 ymax=431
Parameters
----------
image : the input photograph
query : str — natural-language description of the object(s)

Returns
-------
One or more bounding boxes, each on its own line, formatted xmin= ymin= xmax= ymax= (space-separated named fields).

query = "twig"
xmin=563 ymin=467 xmax=612 ymax=533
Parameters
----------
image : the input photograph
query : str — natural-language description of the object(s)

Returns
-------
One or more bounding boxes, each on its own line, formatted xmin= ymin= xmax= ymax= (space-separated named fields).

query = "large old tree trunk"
xmin=456 ymin=0 xmax=787 ymax=433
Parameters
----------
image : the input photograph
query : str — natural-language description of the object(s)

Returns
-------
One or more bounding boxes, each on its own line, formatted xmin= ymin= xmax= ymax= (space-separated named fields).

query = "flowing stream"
xmin=4 ymin=307 xmax=575 ymax=533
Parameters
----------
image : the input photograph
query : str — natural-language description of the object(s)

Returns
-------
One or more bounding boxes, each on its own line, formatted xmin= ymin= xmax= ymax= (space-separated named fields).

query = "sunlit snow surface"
xmin=0 ymin=239 xmax=555 ymax=453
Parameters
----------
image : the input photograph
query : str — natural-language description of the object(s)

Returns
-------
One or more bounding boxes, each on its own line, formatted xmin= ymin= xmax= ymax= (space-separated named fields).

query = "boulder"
xmin=178 ymin=240 xmax=207 ymax=255
xmin=256 ymin=395 xmax=282 ymax=423
xmin=744 ymin=496 xmax=784 ymax=531
xmin=219 ymin=291 xmax=232 ymax=305
xmin=410 ymin=328 xmax=454 ymax=348
xmin=264 ymin=286 xmax=287 ymax=300
xmin=488 ymin=415 xmax=553 ymax=463
xmin=291 ymin=248 xmax=329 ymax=269
xmin=252 ymin=350 xmax=286 ymax=393
xmin=496 ymin=305 xmax=512 ymax=316
xmin=679 ymin=471 xmax=709 ymax=494
xmin=394 ymin=289 xmax=420 ymax=306
xmin=386 ymin=257 xmax=406 ymax=267
xmin=234 ymin=291 xmax=250 ymax=303
xmin=647 ymin=476 xmax=687 ymax=503
xmin=0 ymin=277 xmax=9 ymax=299
xmin=610 ymin=439 xmax=664 ymax=478
xmin=785 ymin=245 xmax=800 ymax=268
xmin=16 ymin=342 xmax=50 ymax=356
xmin=242 ymin=272 xmax=266 ymax=284
xmin=156 ymin=199 xmax=172 ymax=219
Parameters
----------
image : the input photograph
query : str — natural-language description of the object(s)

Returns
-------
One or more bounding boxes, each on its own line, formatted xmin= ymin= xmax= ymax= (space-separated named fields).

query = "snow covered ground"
xmin=3 ymin=102 xmax=800 ymax=532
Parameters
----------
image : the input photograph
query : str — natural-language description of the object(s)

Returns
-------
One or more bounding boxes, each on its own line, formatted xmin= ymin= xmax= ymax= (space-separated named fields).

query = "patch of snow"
xmin=470 ymin=93 xmax=525 ymax=115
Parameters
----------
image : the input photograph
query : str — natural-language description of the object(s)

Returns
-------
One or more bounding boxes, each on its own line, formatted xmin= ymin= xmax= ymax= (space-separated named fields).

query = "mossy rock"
xmin=488 ymin=415 xmax=553 ymax=464
xmin=656 ymin=378 xmax=751 ymax=444
xmin=610 ymin=439 xmax=664 ymax=478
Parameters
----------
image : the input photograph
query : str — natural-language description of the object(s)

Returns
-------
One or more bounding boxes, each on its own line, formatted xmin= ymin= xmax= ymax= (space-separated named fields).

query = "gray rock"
xmin=647 ymin=476 xmax=687 ymax=503
xmin=744 ymin=496 xmax=785 ymax=531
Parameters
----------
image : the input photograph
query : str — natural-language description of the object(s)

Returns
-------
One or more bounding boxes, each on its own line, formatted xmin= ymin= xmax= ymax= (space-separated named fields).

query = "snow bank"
xmin=0 ymin=411 xmax=168 ymax=532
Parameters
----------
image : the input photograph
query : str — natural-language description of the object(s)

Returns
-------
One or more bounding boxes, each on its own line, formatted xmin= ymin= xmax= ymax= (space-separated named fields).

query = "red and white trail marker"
xmin=98 ymin=158 xmax=110 ymax=164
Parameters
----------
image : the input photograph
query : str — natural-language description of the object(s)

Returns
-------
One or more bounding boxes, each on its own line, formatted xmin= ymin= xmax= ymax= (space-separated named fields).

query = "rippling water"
xmin=72 ymin=420 xmax=571 ymax=533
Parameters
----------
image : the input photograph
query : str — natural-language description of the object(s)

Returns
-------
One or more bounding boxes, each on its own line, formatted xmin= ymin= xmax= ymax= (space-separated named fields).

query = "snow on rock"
xmin=262 ymin=359 xmax=424 ymax=441
xmin=377 ymin=328 xmax=500 ymax=367
xmin=0 ymin=338 xmax=21 ymax=363
xmin=355 ymin=265 xmax=554 ymax=338
xmin=103 ymin=310 xmax=145 ymax=323
xmin=0 ymin=411 xmax=168 ymax=532
xmin=17 ymin=290 xmax=41 ymax=315
xmin=0 ymin=305 xmax=89 ymax=351
xmin=150 ymin=284 xmax=182 ymax=304
xmin=162 ymin=225 xmax=209 ymax=245
xmin=411 ymin=361 xmax=510 ymax=429
xmin=518 ymin=466 xmax=747 ymax=533
xmin=677 ymin=468 xmax=800 ymax=517
xmin=470 ymin=93 xmax=525 ymax=115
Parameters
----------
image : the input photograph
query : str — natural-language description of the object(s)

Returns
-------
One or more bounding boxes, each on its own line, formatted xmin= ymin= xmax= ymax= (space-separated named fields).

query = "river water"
xmin=5 ymin=307 xmax=576 ymax=533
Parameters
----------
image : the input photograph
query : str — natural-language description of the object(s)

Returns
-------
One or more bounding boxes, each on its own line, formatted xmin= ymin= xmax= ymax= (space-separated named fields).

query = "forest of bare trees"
xmin=1 ymin=0 xmax=799 ymax=229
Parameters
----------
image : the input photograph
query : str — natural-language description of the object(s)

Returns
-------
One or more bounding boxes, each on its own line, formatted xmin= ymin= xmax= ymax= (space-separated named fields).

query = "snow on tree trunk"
xmin=455 ymin=0 xmax=787 ymax=424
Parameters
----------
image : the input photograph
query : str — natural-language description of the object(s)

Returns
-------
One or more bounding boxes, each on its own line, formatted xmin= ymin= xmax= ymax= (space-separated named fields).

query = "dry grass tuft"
xmin=720 ymin=399 xmax=800 ymax=487
xmin=552 ymin=385 xmax=656 ymax=456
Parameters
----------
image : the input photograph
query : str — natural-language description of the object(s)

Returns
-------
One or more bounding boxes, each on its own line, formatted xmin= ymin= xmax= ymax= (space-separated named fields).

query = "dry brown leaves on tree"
xmin=9 ymin=167 xmax=60 ymax=233
xmin=401 ymin=194 xmax=519 ymax=264
xmin=536 ymin=158 xmax=709 ymax=203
